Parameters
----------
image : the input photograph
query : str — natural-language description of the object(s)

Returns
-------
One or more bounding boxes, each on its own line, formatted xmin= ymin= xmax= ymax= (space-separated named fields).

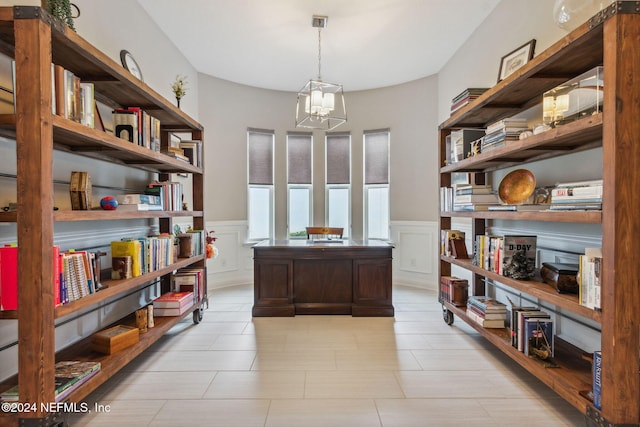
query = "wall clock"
xmin=120 ymin=50 xmax=143 ymax=81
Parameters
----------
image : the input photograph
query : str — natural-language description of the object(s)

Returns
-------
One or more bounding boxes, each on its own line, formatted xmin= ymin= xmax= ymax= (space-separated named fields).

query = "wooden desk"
xmin=252 ymin=240 xmax=394 ymax=317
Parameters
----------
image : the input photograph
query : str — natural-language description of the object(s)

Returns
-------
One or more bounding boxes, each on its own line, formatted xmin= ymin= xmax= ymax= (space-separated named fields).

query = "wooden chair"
xmin=305 ymin=226 xmax=344 ymax=240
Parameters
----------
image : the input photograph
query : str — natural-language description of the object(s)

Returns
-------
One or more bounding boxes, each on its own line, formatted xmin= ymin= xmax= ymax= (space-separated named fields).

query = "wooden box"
xmin=540 ymin=262 xmax=579 ymax=294
xmin=91 ymin=324 xmax=139 ymax=355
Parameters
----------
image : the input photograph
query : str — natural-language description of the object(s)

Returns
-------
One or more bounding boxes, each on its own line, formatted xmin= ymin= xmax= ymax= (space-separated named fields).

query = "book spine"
xmin=593 ymin=351 xmax=602 ymax=410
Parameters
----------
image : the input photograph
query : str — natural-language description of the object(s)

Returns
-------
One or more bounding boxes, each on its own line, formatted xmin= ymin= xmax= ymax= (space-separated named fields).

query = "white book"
xmin=117 ymin=203 xmax=163 ymax=211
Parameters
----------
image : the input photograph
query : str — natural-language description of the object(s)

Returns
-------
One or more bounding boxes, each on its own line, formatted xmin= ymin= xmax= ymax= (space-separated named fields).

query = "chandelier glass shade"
xmin=295 ymin=15 xmax=346 ymax=131
xmin=296 ymin=79 xmax=346 ymax=130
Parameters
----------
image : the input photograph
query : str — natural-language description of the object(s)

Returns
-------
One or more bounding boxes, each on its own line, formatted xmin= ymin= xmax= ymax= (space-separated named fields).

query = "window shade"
xmin=287 ymin=133 xmax=312 ymax=184
xmin=326 ymin=134 xmax=350 ymax=184
xmin=248 ymin=130 xmax=274 ymax=185
xmin=364 ymin=130 xmax=389 ymax=185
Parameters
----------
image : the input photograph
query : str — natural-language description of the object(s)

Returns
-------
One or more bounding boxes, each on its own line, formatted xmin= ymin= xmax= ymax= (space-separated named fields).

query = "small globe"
xmin=100 ymin=196 xmax=118 ymax=210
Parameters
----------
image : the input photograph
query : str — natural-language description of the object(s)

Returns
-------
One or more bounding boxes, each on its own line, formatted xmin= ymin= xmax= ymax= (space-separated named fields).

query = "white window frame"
xmin=287 ymin=184 xmax=313 ymax=238
xmin=363 ymin=129 xmax=390 ymax=241
xmin=325 ymin=132 xmax=352 ymax=238
xmin=286 ymin=132 xmax=313 ymax=239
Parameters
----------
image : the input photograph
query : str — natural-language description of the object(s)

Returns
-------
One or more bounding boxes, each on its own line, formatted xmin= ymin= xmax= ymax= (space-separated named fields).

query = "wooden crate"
xmin=91 ymin=324 xmax=139 ymax=355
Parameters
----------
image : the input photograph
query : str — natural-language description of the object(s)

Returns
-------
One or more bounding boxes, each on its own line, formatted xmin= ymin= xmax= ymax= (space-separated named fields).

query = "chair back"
xmin=305 ymin=227 xmax=344 ymax=240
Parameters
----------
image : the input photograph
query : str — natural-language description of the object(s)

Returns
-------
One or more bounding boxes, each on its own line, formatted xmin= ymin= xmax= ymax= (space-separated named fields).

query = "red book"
xmin=153 ymin=291 xmax=194 ymax=309
xmin=0 ymin=245 xmax=18 ymax=310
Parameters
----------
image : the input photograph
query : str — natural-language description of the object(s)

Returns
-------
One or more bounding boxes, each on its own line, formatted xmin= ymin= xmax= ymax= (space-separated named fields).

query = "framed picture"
xmin=498 ymin=39 xmax=536 ymax=82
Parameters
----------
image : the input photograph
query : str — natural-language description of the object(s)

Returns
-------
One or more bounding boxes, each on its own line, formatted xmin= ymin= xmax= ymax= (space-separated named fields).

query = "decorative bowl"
xmin=498 ymin=169 xmax=536 ymax=205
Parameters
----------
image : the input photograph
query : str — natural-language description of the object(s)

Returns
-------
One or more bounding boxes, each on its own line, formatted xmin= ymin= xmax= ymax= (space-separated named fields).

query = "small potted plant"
xmin=171 ymin=74 xmax=188 ymax=108
xmin=45 ymin=0 xmax=78 ymax=31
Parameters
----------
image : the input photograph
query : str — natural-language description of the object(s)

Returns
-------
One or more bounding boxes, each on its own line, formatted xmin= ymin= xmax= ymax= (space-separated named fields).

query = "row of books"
xmin=510 ymin=306 xmax=554 ymax=358
xmin=0 ymin=245 xmax=104 ymax=310
xmin=113 ymin=107 xmax=162 ymax=152
xmin=53 ymin=64 xmax=95 ymax=128
xmin=161 ymin=140 xmax=203 ymax=168
xmin=145 ymin=181 xmax=184 ymax=212
xmin=466 ymin=295 xmax=507 ymax=328
xmin=472 ymin=234 xmax=537 ymax=280
xmin=0 ymin=360 xmax=101 ymax=403
xmin=549 ymin=179 xmax=602 ymax=211
xmin=111 ymin=235 xmax=181 ymax=279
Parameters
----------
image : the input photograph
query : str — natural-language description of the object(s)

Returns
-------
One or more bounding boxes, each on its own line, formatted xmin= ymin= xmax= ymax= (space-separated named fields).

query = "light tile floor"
xmin=67 ymin=284 xmax=585 ymax=426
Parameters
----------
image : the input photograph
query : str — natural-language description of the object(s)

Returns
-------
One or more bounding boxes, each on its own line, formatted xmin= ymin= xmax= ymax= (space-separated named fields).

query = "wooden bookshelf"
xmin=0 ymin=6 xmax=207 ymax=425
xmin=438 ymin=4 xmax=640 ymax=425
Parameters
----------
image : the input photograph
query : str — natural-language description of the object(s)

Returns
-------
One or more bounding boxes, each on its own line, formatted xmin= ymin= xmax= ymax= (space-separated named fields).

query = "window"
xmin=326 ymin=133 xmax=351 ymax=237
xmin=247 ymin=129 xmax=274 ymax=240
xmin=364 ymin=129 xmax=390 ymax=240
xmin=287 ymin=132 xmax=312 ymax=238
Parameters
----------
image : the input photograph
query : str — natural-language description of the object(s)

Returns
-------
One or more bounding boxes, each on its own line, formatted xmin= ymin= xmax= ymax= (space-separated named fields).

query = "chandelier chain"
xmin=317 ymin=27 xmax=322 ymax=81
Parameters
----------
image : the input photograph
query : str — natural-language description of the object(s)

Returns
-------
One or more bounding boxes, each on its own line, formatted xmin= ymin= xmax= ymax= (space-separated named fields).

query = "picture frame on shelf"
xmin=497 ymin=39 xmax=536 ymax=82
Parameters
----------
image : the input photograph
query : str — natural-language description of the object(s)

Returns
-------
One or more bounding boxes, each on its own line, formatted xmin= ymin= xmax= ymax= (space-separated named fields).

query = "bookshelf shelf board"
xmin=52 ymin=116 xmax=202 ymax=174
xmin=440 ymin=209 xmax=602 ymax=224
xmin=0 ymin=211 xmax=204 ymax=223
xmin=54 ymin=255 xmax=205 ymax=319
xmin=54 ymin=210 xmax=204 ymax=222
xmin=442 ymin=114 xmax=603 ymax=174
xmin=442 ymin=301 xmax=593 ymax=412
xmin=442 ymin=256 xmax=602 ymax=323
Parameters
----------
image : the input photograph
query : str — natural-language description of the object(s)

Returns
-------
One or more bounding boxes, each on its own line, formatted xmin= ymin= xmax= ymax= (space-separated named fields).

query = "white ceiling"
xmin=137 ymin=0 xmax=501 ymax=92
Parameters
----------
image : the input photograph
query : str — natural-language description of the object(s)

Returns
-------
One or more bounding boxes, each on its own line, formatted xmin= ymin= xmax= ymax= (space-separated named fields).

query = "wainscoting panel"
xmin=390 ymin=221 xmax=439 ymax=289
xmin=206 ymin=221 xmax=254 ymax=288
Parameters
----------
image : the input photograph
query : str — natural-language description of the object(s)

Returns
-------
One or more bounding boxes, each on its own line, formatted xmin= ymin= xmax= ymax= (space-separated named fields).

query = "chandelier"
xmin=295 ymin=15 xmax=347 ymax=130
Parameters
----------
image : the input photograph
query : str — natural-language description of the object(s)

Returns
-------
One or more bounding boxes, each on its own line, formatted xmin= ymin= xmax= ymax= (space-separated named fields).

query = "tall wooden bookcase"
xmin=0 ymin=6 xmax=206 ymax=425
xmin=438 ymin=4 xmax=639 ymax=426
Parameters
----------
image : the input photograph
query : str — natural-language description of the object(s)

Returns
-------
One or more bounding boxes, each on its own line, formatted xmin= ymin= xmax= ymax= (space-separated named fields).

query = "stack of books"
xmin=116 ymin=193 xmax=163 ymax=211
xmin=450 ymin=88 xmax=488 ymax=113
xmin=550 ymin=179 xmax=602 ymax=210
xmin=153 ymin=291 xmax=195 ymax=316
xmin=466 ymin=296 xmax=507 ymax=328
xmin=510 ymin=307 xmax=553 ymax=357
xmin=482 ymin=118 xmax=529 ymax=152
xmin=453 ymin=184 xmax=499 ymax=211
xmin=145 ymin=181 xmax=184 ymax=211
xmin=0 ymin=361 xmax=101 ymax=403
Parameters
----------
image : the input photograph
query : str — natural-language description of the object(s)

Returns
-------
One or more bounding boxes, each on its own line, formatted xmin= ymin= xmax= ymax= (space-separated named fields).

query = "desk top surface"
xmin=253 ymin=239 xmax=393 ymax=249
